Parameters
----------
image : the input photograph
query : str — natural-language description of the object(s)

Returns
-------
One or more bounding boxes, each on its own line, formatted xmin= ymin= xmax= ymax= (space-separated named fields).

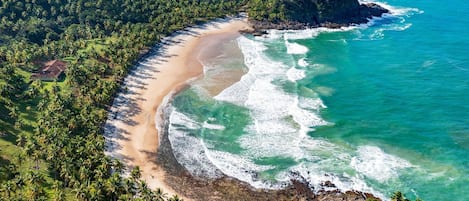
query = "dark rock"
xmin=248 ymin=0 xmax=390 ymax=33
xmin=158 ymin=105 xmax=384 ymax=201
xmin=320 ymin=22 xmax=343 ymax=29
xmin=316 ymin=190 xmax=382 ymax=201
xmin=239 ymin=27 xmax=267 ymax=36
xmin=359 ymin=3 xmax=390 ymax=19
xmin=322 ymin=180 xmax=336 ymax=188
xmin=291 ymin=179 xmax=316 ymax=200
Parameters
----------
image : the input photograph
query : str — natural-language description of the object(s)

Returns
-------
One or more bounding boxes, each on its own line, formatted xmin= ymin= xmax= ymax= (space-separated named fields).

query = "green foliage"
xmin=391 ymin=191 xmax=423 ymax=201
xmin=246 ymin=0 xmax=370 ymax=25
xmin=248 ymin=0 xmax=286 ymax=22
xmin=247 ymin=0 xmax=324 ymax=24
xmin=0 ymin=0 xmax=247 ymax=200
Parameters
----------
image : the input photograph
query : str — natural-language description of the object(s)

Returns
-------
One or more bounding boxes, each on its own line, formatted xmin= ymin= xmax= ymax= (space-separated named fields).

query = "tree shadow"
xmin=0 ymin=155 xmax=14 ymax=180
xmin=103 ymin=123 xmax=135 ymax=165
xmin=0 ymin=121 xmax=18 ymax=145
xmin=104 ymin=17 xmax=237 ymax=168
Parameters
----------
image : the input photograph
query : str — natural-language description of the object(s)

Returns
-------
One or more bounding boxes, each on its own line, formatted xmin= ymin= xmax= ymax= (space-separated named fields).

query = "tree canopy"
xmin=0 ymin=0 xmax=246 ymax=200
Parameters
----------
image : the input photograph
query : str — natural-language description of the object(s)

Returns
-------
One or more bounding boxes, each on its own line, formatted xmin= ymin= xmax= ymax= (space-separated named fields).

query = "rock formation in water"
xmin=247 ymin=0 xmax=389 ymax=31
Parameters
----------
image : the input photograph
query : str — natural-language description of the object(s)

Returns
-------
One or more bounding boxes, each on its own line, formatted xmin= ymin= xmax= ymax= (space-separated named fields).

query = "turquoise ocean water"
xmin=165 ymin=1 xmax=469 ymax=200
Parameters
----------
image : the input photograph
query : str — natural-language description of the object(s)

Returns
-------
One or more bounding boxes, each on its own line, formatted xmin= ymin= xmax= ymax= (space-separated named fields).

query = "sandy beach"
xmin=104 ymin=17 xmax=253 ymax=199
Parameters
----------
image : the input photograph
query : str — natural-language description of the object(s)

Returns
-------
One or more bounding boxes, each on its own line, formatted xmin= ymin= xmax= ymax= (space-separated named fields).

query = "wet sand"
xmin=104 ymin=16 xmax=253 ymax=200
xmin=104 ymin=15 xmax=381 ymax=201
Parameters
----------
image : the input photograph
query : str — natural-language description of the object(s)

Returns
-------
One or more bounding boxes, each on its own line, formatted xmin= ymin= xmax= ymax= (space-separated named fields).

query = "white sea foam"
xmin=210 ymin=36 xmax=331 ymax=188
xmin=298 ymin=96 xmax=327 ymax=110
xmin=287 ymin=67 xmax=306 ymax=81
xmin=168 ymin=109 xmax=222 ymax=178
xmin=298 ymin=58 xmax=309 ymax=67
xmin=202 ymin=121 xmax=226 ymax=130
xmin=205 ymin=150 xmax=277 ymax=188
xmin=350 ymin=146 xmax=413 ymax=182
xmin=224 ymin=37 xmax=410 ymax=200
xmin=288 ymin=163 xmax=386 ymax=199
xmin=260 ymin=1 xmax=422 ymax=43
xmin=368 ymin=1 xmax=424 ymax=16
xmin=284 ymin=29 xmax=320 ymax=40
xmin=285 ymin=41 xmax=309 ymax=54
xmin=167 ymin=15 xmax=420 ymax=199
xmin=266 ymin=26 xmax=357 ymax=42
xmin=214 ymin=73 xmax=254 ymax=105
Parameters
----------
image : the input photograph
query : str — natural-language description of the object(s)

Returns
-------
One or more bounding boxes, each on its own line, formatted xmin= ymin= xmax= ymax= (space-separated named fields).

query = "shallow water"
xmin=165 ymin=1 xmax=469 ymax=200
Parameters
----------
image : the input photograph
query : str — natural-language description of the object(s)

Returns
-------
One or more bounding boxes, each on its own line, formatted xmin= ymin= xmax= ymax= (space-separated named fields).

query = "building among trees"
xmin=31 ymin=60 xmax=67 ymax=81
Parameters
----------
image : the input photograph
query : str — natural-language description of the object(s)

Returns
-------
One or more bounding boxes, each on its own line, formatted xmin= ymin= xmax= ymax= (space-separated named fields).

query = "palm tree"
xmin=391 ymin=191 xmax=407 ymax=201
xmin=123 ymin=178 xmax=135 ymax=195
xmin=106 ymin=174 xmax=121 ymax=201
xmin=130 ymin=166 xmax=142 ymax=181
xmin=72 ymin=183 xmax=89 ymax=200
xmin=1 ymin=181 xmax=15 ymax=198
xmin=52 ymin=181 xmax=65 ymax=201
xmin=391 ymin=191 xmax=422 ymax=201
xmin=24 ymin=171 xmax=46 ymax=201
xmin=168 ymin=195 xmax=183 ymax=201
xmin=154 ymin=188 xmax=167 ymax=201
xmin=52 ymin=190 xmax=66 ymax=201
xmin=16 ymin=134 xmax=27 ymax=147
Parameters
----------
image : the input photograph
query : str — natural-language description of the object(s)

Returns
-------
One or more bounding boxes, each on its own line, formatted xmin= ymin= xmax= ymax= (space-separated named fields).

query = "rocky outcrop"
xmin=249 ymin=0 xmax=389 ymax=30
xmin=158 ymin=107 xmax=383 ymax=201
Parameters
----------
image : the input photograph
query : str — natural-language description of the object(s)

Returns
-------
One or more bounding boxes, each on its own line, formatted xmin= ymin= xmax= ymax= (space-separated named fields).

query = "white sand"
xmin=104 ymin=16 xmax=253 ymax=199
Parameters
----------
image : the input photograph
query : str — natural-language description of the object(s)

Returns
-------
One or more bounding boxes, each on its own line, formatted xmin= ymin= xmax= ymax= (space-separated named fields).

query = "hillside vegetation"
xmin=248 ymin=0 xmax=388 ymax=29
xmin=0 ymin=0 xmax=245 ymax=200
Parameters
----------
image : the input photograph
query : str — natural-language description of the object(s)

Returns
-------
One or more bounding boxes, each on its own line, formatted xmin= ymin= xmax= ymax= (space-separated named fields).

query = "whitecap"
xmin=285 ymin=41 xmax=309 ymax=55
xmin=283 ymin=29 xmax=320 ymax=40
xmin=168 ymin=109 xmax=222 ymax=178
xmin=286 ymin=67 xmax=306 ymax=81
xmin=350 ymin=146 xmax=414 ymax=182
xmin=358 ymin=0 xmax=423 ymax=16
xmin=202 ymin=121 xmax=226 ymax=130
xmin=167 ymin=35 xmax=416 ymax=201
xmin=298 ymin=58 xmax=309 ymax=67
xmin=205 ymin=149 xmax=277 ymax=189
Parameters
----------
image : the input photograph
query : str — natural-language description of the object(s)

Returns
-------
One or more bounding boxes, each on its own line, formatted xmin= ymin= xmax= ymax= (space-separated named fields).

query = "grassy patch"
xmin=78 ymin=37 xmax=118 ymax=56
xmin=41 ymin=80 xmax=68 ymax=92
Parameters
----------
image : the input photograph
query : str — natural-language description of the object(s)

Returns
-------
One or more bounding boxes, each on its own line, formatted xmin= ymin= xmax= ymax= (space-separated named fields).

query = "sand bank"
xmin=104 ymin=17 xmax=252 ymax=199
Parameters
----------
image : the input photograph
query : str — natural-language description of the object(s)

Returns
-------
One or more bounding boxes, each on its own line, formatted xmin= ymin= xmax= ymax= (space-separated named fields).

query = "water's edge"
xmin=156 ymin=96 xmax=381 ymax=201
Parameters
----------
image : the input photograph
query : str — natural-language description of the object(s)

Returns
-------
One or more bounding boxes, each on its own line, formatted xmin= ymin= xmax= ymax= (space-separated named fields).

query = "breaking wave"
xmin=166 ymin=3 xmax=423 ymax=200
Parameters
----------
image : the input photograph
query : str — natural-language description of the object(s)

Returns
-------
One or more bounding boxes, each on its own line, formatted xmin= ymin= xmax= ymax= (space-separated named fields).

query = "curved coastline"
xmin=105 ymin=16 xmax=383 ymax=200
xmin=104 ymin=16 xmax=254 ymax=200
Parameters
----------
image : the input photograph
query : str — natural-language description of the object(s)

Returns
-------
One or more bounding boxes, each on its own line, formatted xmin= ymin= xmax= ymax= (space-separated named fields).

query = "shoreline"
xmin=104 ymin=16 xmax=253 ymax=199
xmin=105 ymin=16 xmax=382 ymax=201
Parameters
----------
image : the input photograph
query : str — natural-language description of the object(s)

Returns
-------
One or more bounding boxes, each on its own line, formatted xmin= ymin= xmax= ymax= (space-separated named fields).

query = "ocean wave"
xmin=298 ymin=58 xmax=309 ymax=67
xmin=167 ymin=109 xmax=223 ymax=178
xmin=367 ymin=1 xmax=424 ymax=16
xmin=256 ymin=1 xmax=422 ymax=43
xmin=167 ymin=31 xmax=417 ymax=201
xmin=262 ymin=26 xmax=357 ymax=41
xmin=287 ymin=67 xmax=306 ymax=81
xmin=173 ymin=35 xmax=333 ymax=187
xmin=353 ymin=1 xmax=421 ymax=40
xmin=350 ymin=146 xmax=414 ymax=182
xmin=205 ymin=149 xmax=277 ymax=188
xmin=285 ymin=41 xmax=309 ymax=55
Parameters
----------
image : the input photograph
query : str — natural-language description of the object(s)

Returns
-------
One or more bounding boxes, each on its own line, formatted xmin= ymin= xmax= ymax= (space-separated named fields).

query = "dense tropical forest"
xmin=0 ymin=0 xmax=246 ymax=200
xmin=247 ymin=0 xmax=388 ymax=29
